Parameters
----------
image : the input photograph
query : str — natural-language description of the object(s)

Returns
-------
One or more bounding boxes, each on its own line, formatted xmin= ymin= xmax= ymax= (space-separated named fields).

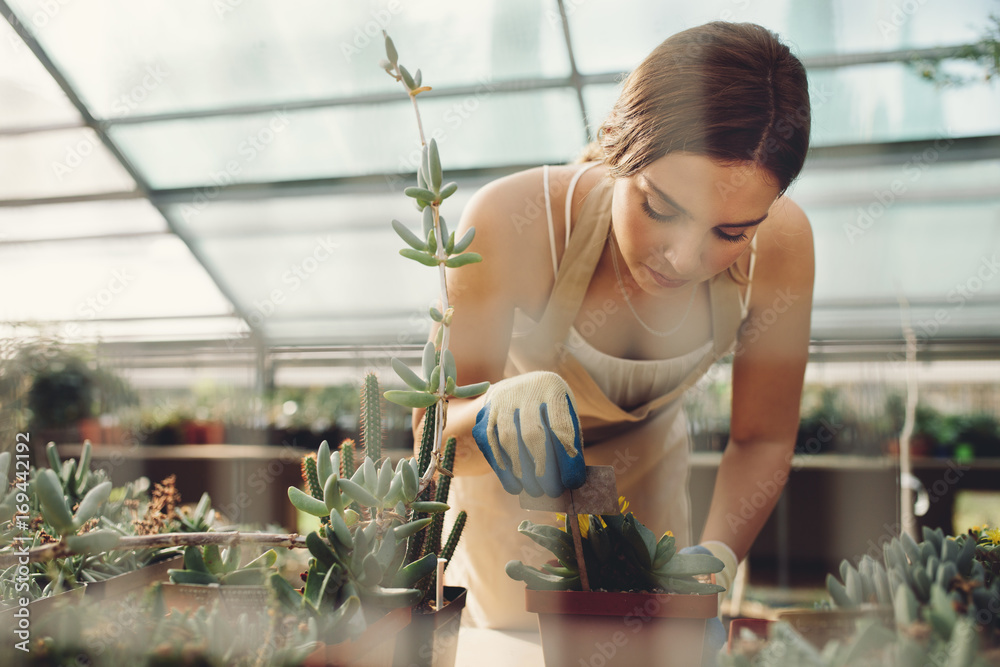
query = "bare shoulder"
xmin=751 ymin=194 xmax=815 ymax=295
xmin=458 ymin=163 xmax=606 ymax=316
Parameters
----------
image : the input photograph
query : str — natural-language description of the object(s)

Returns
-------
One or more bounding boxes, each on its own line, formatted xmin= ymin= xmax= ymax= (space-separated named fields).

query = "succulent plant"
xmin=275 ymin=372 xmax=464 ymax=641
xmin=506 ymin=509 xmax=725 ymax=595
xmin=168 ymin=544 xmax=278 ymax=586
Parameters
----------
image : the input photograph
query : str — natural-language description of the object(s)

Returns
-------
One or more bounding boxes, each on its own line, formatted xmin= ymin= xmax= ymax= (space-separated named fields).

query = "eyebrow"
xmin=640 ymin=176 xmax=769 ymax=228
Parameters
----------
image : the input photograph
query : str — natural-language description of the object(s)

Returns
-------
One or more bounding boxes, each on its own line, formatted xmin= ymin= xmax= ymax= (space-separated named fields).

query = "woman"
xmin=414 ymin=21 xmax=814 ymax=630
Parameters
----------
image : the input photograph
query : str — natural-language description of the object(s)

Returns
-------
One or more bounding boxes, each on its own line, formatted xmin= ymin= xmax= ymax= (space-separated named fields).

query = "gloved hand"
xmin=679 ymin=543 xmax=740 ymax=667
xmin=471 ymin=371 xmax=585 ymax=498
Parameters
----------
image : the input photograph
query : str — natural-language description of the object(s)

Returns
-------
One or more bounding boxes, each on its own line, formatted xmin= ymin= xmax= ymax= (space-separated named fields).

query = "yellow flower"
xmin=663 ymin=530 xmax=674 ymax=539
xmin=556 ymin=512 xmax=593 ymax=538
xmin=619 ymin=496 xmax=629 ymax=514
xmin=987 ymin=528 xmax=1000 ymax=545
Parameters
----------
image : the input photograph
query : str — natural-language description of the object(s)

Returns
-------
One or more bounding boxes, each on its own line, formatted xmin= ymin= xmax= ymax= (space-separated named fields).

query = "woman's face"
xmin=611 ymin=152 xmax=781 ymax=293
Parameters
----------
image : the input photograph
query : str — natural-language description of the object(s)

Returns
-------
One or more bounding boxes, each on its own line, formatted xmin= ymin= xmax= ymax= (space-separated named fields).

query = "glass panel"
xmin=164 ymin=190 xmax=475 ymax=238
xmin=0 ymin=199 xmax=166 ymax=241
xmin=7 ymin=0 xmax=569 ymax=117
xmin=566 ymin=0 xmax=996 ymax=73
xmin=0 ymin=128 xmax=136 ymax=200
xmin=585 ymin=62 xmax=1000 ymax=148
xmin=0 ymin=317 xmax=247 ymax=343
xmin=0 ymin=16 xmax=82 ymax=130
xmin=0 ymin=235 xmax=232 ymax=322
xmin=109 ymin=90 xmax=584 ymax=189
xmin=193 ymin=228 xmax=438 ymax=342
xmin=809 ymin=61 xmax=1000 ymax=146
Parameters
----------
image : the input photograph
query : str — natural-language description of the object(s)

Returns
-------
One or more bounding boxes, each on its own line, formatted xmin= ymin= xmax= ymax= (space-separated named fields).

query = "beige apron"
xmin=446 ymin=168 xmax=749 ymax=630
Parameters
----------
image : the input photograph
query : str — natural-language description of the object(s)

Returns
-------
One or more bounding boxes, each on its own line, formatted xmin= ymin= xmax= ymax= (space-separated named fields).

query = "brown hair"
xmin=578 ymin=22 xmax=811 ymax=285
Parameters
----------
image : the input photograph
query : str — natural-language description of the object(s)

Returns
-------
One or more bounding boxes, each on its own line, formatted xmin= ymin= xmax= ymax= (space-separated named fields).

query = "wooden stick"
xmin=567 ymin=489 xmax=590 ymax=592
xmin=1 ymin=531 xmax=308 ymax=568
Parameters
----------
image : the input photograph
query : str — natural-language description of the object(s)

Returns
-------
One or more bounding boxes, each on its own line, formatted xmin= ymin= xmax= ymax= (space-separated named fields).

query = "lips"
xmin=644 ymin=264 xmax=689 ymax=288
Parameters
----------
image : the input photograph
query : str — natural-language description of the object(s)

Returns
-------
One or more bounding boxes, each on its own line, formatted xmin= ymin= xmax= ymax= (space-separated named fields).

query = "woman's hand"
xmin=471 ymin=371 xmax=586 ymax=497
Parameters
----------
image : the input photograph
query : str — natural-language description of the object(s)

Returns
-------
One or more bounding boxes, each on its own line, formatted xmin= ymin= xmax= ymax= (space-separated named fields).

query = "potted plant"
xmin=272 ymin=372 xmax=468 ymax=667
xmin=505 ymin=498 xmax=726 ymax=667
xmin=721 ymin=526 xmax=1000 ymax=666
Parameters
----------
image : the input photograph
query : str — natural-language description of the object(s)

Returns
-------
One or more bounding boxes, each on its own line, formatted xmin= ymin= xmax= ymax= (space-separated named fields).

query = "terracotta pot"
xmin=84 ymin=555 xmax=182 ymax=602
xmin=306 ymin=605 xmax=412 ymax=667
xmin=392 ymin=586 xmax=467 ymax=667
xmin=525 ymin=588 xmax=718 ymax=667
xmin=159 ymin=582 xmax=271 ymax=616
xmin=775 ymin=606 xmax=893 ymax=650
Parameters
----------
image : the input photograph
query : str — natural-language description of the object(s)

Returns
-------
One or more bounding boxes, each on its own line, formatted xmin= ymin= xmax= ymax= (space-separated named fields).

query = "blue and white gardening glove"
xmin=472 ymin=371 xmax=585 ymax=498
xmin=679 ymin=542 xmax=740 ymax=667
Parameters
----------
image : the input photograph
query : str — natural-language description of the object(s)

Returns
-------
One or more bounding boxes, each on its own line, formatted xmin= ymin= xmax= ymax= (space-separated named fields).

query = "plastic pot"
xmin=306 ymin=605 xmax=413 ymax=667
xmin=392 ymin=586 xmax=467 ymax=667
xmin=525 ymin=588 xmax=718 ymax=667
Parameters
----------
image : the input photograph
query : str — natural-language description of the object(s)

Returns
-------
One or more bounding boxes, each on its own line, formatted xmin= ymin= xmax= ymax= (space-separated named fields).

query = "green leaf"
xmin=393 ymin=552 xmax=437 ymax=589
xmin=383 ymin=32 xmax=398 ymax=66
xmin=169 ymin=569 xmax=218 ymax=585
xmin=453 ymin=381 xmax=489 ymax=399
xmin=398 ymin=64 xmax=416 ymax=90
xmin=393 ymin=517 xmax=433 ymax=541
xmin=384 ymin=390 xmax=438 ymax=409
xmin=36 ymin=468 xmax=74 ymax=535
xmin=323 ymin=475 xmax=343 ymax=513
xmin=422 ymin=341 xmax=436 ymax=380
xmin=72 ymin=480 xmax=112 ymax=529
xmin=442 ymin=350 xmax=457 ymax=385
xmin=399 ymin=248 xmax=439 ymax=267
xmin=453 ymin=227 xmax=475 ymax=253
xmin=391 ymin=358 xmax=427 ymax=391
xmin=422 ymin=206 xmax=434 ymax=239
xmin=376 ymin=458 xmax=393 ymax=499
xmin=426 ymin=226 xmax=438 ymax=254
xmin=428 ymin=139 xmax=442 ymax=192
xmin=338 ymin=477 xmax=382 ymax=508
xmin=391 ymin=219 xmax=426 ymax=251
xmin=505 ymin=560 xmax=578 ymax=591
xmin=404 ymin=186 xmax=437 ymax=202
xmin=317 ymin=440 xmax=333 ymax=486
xmin=440 ymin=182 xmax=458 ymax=200
xmin=65 ymin=529 xmax=119 ymax=555
xmin=445 ymin=252 xmax=483 ymax=268
xmin=184 ymin=545 xmax=212 ymax=573
xmin=289 ymin=486 xmax=331 ymax=517
xmin=244 ymin=549 xmax=278 ymax=569
xmin=429 ymin=307 xmax=444 ymax=322
xmin=328 ymin=511 xmax=353 ymax=549
xmin=46 ymin=442 xmax=62 ymax=472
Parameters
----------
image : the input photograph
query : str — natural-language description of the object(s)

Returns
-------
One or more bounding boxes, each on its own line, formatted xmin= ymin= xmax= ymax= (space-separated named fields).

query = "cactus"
xmin=360 ymin=372 xmax=383 ymax=462
xmin=281 ymin=438 xmax=445 ymax=641
xmin=506 ymin=509 xmax=724 ymax=595
xmin=301 ymin=454 xmax=323 ymax=500
xmin=340 ymin=438 xmax=356 ymax=478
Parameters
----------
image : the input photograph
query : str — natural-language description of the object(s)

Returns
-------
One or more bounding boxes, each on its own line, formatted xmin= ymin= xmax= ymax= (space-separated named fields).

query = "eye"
xmin=641 ymin=199 xmax=678 ymax=222
xmin=714 ymin=229 xmax=749 ymax=244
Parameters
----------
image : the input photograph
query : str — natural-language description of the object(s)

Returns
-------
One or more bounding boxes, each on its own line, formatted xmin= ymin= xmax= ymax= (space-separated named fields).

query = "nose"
xmin=655 ymin=229 xmax=701 ymax=279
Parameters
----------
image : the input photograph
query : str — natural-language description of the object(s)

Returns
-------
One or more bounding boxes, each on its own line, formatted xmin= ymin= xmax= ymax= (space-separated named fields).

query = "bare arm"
xmin=410 ymin=170 xmax=553 ymax=475
xmin=699 ymin=196 xmax=815 ymax=560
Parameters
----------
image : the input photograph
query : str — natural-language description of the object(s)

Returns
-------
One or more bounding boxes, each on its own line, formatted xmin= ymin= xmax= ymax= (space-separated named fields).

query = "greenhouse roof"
xmin=1 ymin=0 xmax=998 ymax=347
